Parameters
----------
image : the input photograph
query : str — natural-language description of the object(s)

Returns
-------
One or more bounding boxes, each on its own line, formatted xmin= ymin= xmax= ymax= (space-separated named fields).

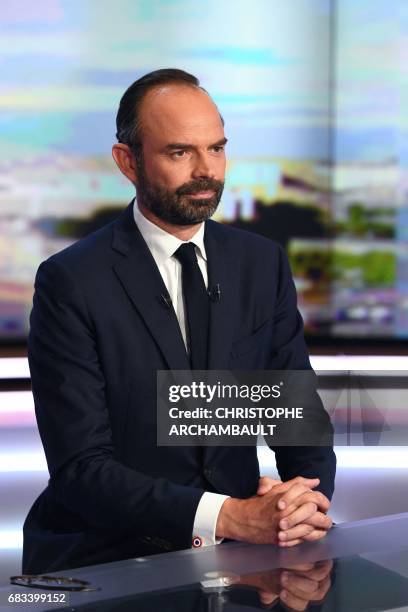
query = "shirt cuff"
xmin=192 ymin=492 xmax=230 ymax=548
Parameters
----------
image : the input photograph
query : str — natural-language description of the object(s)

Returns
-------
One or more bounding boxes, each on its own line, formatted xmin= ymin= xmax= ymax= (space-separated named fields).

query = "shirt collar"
xmin=133 ymin=200 xmax=207 ymax=265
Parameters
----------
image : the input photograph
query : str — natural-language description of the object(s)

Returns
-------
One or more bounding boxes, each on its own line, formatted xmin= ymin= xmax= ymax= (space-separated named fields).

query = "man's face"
xmin=135 ymin=84 xmax=226 ymax=225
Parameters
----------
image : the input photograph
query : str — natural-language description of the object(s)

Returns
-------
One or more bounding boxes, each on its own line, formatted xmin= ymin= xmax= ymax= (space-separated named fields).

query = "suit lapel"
xmin=111 ymin=202 xmax=190 ymax=370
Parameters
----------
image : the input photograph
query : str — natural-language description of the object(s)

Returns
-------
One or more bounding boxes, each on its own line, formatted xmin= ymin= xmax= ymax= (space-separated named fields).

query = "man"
xmin=23 ymin=69 xmax=336 ymax=573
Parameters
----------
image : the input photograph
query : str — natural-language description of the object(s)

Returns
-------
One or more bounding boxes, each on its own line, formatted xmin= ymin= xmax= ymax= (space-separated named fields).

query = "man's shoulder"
xmin=46 ymin=223 xmax=113 ymax=271
xmin=42 ymin=205 xmax=130 ymax=273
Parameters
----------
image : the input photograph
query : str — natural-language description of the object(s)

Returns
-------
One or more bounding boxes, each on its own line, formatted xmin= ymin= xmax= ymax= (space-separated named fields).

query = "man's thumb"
xmin=257 ymin=476 xmax=281 ymax=495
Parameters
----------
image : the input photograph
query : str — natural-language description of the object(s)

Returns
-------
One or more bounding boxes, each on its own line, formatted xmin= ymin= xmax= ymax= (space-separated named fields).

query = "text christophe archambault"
xmin=165 ymin=381 xmax=303 ymax=438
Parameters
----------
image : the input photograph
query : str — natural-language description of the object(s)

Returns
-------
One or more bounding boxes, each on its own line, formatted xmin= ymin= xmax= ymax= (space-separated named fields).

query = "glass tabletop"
xmin=47 ymin=547 xmax=408 ymax=612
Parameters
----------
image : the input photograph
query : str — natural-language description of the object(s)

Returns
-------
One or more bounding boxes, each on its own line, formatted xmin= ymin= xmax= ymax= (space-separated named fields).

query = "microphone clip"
xmin=208 ymin=284 xmax=221 ymax=302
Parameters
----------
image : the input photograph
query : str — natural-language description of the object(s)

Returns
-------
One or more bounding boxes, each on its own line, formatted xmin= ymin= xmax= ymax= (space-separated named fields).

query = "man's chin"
xmin=167 ymin=213 xmax=212 ymax=226
xmin=167 ymin=200 xmax=218 ymax=225
xmin=139 ymin=191 xmax=220 ymax=225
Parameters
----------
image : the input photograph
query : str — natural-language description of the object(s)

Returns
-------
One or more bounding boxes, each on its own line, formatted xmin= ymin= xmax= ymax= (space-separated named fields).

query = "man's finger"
xmin=257 ymin=476 xmax=281 ymax=495
xmin=283 ymin=560 xmax=333 ymax=581
xmin=278 ymin=523 xmax=314 ymax=542
xmin=268 ymin=477 xmax=320 ymax=500
xmin=280 ymin=491 xmax=330 ymax=516
xmin=300 ymin=559 xmax=334 ymax=581
xmin=278 ymin=476 xmax=319 ymax=492
xmin=304 ymin=491 xmax=330 ymax=513
xmin=276 ymin=482 xmax=319 ymax=510
xmin=278 ymin=537 xmax=302 ymax=547
xmin=301 ymin=529 xmax=328 ymax=543
xmin=279 ymin=502 xmax=318 ymax=531
xmin=280 ymin=588 xmax=309 ymax=611
xmin=282 ymin=563 xmax=316 ymax=572
xmin=311 ymin=575 xmax=332 ymax=602
xmin=281 ymin=571 xmax=320 ymax=596
xmin=304 ymin=512 xmax=332 ymax=531
xmin=259 ymin=591 xmax=279 ymax=606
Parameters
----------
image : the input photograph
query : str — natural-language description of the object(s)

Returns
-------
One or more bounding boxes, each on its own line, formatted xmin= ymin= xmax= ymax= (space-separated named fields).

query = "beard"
xmin=135 ymin=159 xmax=224 ymax=225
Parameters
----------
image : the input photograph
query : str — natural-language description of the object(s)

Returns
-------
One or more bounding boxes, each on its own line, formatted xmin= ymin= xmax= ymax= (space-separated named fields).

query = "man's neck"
xmin=137 ymin=202 xmax=203 ymax=241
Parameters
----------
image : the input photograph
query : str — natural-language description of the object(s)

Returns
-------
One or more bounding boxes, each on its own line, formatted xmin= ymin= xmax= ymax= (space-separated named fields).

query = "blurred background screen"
xmin=0 ymin=0 xmax=406 ymax=344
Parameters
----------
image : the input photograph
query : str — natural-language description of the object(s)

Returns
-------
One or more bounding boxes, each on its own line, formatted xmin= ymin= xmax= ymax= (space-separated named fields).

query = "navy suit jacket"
xmin=23 ymin=201 xmax=336 ymax=573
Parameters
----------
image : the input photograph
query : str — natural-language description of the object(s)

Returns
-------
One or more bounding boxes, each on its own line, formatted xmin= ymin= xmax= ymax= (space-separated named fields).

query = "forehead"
xmin=139 ymin=84 xmax=224 ymax=147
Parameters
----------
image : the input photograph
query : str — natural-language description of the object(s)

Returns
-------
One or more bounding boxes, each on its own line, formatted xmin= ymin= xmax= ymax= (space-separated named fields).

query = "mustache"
xmin=176 ymin=178 xmax=224 ymax=196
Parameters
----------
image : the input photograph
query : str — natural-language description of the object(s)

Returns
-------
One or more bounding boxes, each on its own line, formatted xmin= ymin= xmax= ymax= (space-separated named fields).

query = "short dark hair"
xmin=116 ymin=68 xmax=201 ymax=155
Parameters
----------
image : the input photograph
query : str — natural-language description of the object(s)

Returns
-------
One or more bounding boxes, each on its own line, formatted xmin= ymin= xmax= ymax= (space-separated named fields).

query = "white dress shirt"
xmin=133 ymin=202 xmax=229 ymax=547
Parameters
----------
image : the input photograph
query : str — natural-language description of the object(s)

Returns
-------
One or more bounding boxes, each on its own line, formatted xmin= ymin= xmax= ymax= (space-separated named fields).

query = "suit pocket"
xmin=230 ymin=317 xmax=272 ymax=358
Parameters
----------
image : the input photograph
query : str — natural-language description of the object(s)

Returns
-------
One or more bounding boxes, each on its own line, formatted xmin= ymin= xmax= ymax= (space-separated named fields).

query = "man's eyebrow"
xmin=163 ymin=137 xmax=228 ymax=151
xmin=211 ymin=137 xmax=228 ymax=147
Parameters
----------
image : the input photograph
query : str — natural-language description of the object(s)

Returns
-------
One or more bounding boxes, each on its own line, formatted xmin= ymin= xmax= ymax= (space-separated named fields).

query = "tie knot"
xmin=173 ymin=242 xmax=197 ymax=266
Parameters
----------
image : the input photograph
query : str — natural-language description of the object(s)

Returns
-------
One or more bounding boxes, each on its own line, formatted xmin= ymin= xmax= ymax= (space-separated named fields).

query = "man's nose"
xmin=191 ymin=153 xmax=216 ymax=179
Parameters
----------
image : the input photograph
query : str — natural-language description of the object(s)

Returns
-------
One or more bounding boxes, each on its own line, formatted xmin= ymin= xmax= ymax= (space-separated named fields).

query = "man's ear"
xmin=112 ymin=144 xmax=138 ymax=184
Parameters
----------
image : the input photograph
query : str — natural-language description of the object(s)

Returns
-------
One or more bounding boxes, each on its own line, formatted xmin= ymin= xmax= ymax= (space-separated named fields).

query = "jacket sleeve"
xmin=268 ymin=245 xmax=336 ymax=500
xmin=28 ymin=257 xmax=204 ymax=547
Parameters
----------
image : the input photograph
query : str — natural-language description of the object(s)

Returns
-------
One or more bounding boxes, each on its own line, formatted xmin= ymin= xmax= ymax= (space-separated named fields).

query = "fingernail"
xmin=278 ymin=531 xmax=286 ymax=540
xmin=280 ymin=519 xmax=288 ymax=529
xmin=278 ymin=500 xmax=286 ymax=509
xmin=281 ymin=590 xmax=287 ymax=598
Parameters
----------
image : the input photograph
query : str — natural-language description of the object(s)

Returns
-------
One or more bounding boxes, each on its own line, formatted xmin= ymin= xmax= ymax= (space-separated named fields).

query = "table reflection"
xmin=208 ymin=559 xmax=333 ymax=609
xmin=53 ymin=547 xmax=408 ymax=611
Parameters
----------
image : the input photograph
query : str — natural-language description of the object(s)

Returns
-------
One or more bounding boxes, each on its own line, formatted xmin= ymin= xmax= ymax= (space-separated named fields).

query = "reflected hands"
xmin=231 ymin=559 xmax=333 ymax=610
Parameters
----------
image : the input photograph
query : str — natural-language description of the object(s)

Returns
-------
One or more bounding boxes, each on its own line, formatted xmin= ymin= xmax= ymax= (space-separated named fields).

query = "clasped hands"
xmin=257 ymin=475 xmax=332 ymax=547
xmin=216 ymin=476 xmax=332 ymax=546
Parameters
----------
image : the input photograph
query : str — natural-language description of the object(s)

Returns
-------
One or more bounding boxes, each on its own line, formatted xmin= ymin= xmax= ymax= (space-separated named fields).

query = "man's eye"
xmin=212 ymin=146 xmax=225 ymax=153
xmin=172 ymin=150 xmax=187 ymax=158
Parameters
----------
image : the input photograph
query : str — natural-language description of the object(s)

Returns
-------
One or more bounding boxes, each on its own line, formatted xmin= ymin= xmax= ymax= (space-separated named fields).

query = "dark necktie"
xmin=174 ymin=243 xmax=209 ymax=370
